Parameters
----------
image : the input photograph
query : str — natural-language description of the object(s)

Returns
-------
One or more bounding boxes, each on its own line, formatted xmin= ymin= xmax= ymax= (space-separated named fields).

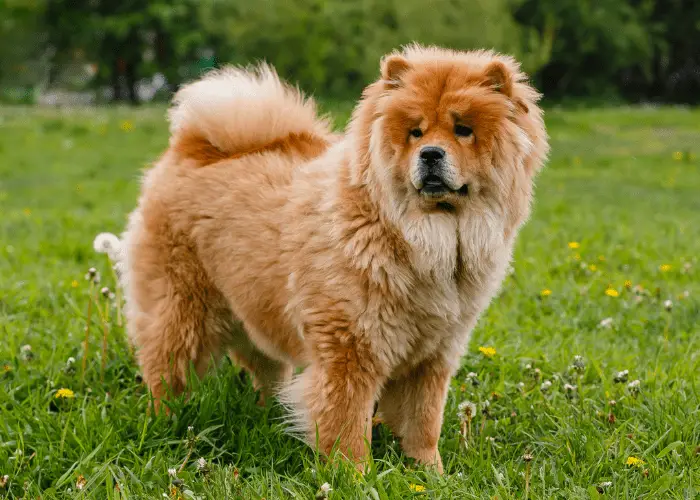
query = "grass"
xmin=0 ymin=103 xmax=699 ymax=499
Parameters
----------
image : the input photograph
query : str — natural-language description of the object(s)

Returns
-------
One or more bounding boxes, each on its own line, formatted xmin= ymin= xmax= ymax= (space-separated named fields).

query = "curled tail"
xmin=168 ymin=64 xmax=333 ymax=166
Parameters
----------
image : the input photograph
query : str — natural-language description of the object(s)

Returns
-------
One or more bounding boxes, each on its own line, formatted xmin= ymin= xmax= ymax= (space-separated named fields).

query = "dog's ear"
xmin=381 ymin=54 xmax=411 ymax=89
xmin=485 ymin=60 xmax=514 ymax=97
xmin=485 ymin=60 xmax=529 ymax=113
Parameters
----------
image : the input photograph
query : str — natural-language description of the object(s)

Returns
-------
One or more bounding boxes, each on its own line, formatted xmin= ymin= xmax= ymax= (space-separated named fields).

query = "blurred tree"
xmin=514 ymin=0 xmax=655 ymax=99
xmin=43 ymin=0 xmax=203 ymax=104
xmin=0 ymin=0 xmax=48 ymax=99
xmin=198 ymin=0 xmax=553 ymax=99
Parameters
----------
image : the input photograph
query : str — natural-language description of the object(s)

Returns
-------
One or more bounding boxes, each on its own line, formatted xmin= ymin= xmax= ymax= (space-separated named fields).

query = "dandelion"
xmin=466 ymin=371 xmax=480 ymax=386
xmin=320 ymin=483 xmax=332 ymax=493
xmin=599 ymin=317 xmax=614 ymax=329
xmin=659 ymin=264 xmax=672 ymax=272
xmin=409 ymin=484 xmax=426 ymax=492
xmin=540 ymin=289 xmax=552 ymax=297
xmin=563 ymin=383 xmax=577 ymax=396
xmin=23 ymin=208 xmax=31 ymax=216
xmin=55 ymin=388 xmax=75 ymax=399
xmin=196 ymin=457 xmax=210 ymax=475
xmin=613 ymin=370 xmax=629 ymax=383
xmin=120 ymin=120 xmax=134 ymax=132
xmin=572 ymin=355 xmax=585 ymax=371
xmin=672 ymin=151 xmax=682 ymax=161
xmin=589 ymin=264 xmax=597 ymax=272
xmin=605 ymin=288 xmax=619 ymax=297
xmin=568 ymin=242 xmax=580 ymax=249
xmin=0 ymin=475 xmax=8 ymax=488
xmin=76 ymin=475 xmax=87 ymax=490
xmin=93 ymin=232 xmax=122 ymax=262
xmin=597 ymin=481 xmax=613 ymax=493
xmin=457 ymin=401 xmax=477 ymax=420
xmin=479 ymin=346 xmax=496 ymax=358
xmin=627 ymin=379 xmax=641 ymax=395
xmin=2 ymin=364 xmax=11 ymax=373
xmin=71 ymin=280 xmax=79 ymax=288
xmin=168 ymin=468 xmax=177 ymax=478
xmin=624 ymin=280 xmax=632 ymax=289
xmin=540 ymin=380 xmax=552 ymax=392
xmin=20 ymin=344 xmax=34 ymax=361
xmin=663 ymin=299 xmax=673 ymax=311
xmin=626 ymin=456 xmax=645 ymax=467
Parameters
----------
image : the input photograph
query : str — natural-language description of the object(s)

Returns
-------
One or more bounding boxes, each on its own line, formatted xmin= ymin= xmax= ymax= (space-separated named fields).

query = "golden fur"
xmin=122 ymin=45 xmax=549 ymax=472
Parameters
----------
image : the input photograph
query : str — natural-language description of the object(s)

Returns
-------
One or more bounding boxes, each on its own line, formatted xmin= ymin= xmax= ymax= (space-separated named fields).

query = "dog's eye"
xmin=454 ymin=124 xmax=473 ymax=137
xmin=409 ymin=128 xmax=423 ymax=138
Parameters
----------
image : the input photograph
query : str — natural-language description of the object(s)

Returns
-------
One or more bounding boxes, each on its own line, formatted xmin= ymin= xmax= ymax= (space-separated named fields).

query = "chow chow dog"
xmin=122 ymin=44 xmax=548 ymax=472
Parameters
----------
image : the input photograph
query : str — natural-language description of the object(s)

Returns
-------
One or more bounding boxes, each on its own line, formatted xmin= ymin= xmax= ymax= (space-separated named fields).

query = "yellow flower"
xmin=540 ymin=289 xmax=552 ymax=297
xmin=626 ymin=456 xmax=645 ymax=467
xmin=23 ymin=208 xmax=31 ymax=216
xmin=479 ymin=346 xmax=497 ymax=358
xmin=605 ymin=288 xmax=619 ymax=298
xmin=589 ymin=264 xmax=597 ymax=272
xmin=55 ymin=388 xmax=75 ymax=399
xmin=3 ymin=364 xmax=11 ymax=373
xmin=598 ymin=255 xmax=606 ymax=262
xmin=120 ymin=120 xmax=134 ymax=132
xmin=672 ymin=151 xmax=682 ymax=161
xmin=574 ymin=253 xmax=581 ymax=261
xmin=624 ymin=280 xmax=632 ymax=289
xmin=71 ymin=280 xmax=79 ymax=288
xmin=659 ymin=264 xmax=672 ymax=272
xmin=568 ymin=242 xmax=580 ymax=249
xmin=409 ymin=484 xmax=426 ymax=492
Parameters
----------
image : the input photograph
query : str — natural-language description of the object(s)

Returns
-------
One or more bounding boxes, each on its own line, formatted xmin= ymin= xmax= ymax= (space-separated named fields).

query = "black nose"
xmin=420 ymin=146 xmax=445 ymax=166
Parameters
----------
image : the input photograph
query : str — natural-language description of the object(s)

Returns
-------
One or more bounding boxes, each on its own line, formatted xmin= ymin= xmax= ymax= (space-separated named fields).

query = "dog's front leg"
xmin=376 ymin=358 xmax=452 ymax=473
xmin=283 ymin=340 xmax=382 ymax=470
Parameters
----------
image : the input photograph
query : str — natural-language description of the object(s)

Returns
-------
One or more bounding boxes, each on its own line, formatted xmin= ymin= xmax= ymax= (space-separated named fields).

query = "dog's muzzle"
xmin=416 ymin=146 xmax=469 ymax=198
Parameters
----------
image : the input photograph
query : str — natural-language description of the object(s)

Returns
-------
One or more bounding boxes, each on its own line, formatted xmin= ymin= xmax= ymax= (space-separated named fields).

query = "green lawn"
xmin=1 ymin=104 xmax=699 ymax=499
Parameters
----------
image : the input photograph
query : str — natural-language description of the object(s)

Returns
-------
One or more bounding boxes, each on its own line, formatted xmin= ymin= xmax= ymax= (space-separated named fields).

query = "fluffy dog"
xmin=122 ymin=44 xmax=548 ymax=472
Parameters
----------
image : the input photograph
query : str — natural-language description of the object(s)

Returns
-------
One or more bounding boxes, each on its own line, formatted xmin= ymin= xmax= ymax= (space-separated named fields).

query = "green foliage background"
xmin=1 ymin=0 xmax=699 ymax=103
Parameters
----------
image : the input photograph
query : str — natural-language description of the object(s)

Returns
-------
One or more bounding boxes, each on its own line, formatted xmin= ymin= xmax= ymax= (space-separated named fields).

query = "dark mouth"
xmin=419 ymin=175 xmax=469 ymax=197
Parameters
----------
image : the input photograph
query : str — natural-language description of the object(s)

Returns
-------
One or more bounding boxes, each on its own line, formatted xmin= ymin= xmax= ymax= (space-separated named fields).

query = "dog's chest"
xmin=371 ymin=243 xmax=509 ymax=376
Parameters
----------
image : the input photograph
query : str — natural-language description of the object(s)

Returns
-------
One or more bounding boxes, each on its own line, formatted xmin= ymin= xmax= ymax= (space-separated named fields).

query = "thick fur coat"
xmin=122 ymin=45 xmax=549 ymax=471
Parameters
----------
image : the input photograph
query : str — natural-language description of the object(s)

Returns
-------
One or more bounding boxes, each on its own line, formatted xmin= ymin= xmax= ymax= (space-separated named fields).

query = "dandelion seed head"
xmin=614 ymin=370 xmax=629 ymax=383
xmin=540 ymin=380 xmax=552 ymax=392
xmin=320 ymin=482 xmax=332 ymax=493
xmin=663 ymin=299 xmax=673 ymax=311
xmin=599 ymin=317 xmax=613 ymax=328
xmin=167 ymin=468 xmax=177 ymax=477
xmin=457 ymin=401 xmax=477 ymax=420
xmin=93 ymin=233 xmax=122 ymax=261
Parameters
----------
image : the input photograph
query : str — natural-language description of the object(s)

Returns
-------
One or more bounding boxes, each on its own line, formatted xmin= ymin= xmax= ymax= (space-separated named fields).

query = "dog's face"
xmin=366 ymin=47 xmax=548 ymax=222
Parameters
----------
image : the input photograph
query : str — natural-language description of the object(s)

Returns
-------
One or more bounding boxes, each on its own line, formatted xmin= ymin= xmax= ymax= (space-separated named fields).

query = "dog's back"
xmin=121 ymin=65 xmax=332 ymax=404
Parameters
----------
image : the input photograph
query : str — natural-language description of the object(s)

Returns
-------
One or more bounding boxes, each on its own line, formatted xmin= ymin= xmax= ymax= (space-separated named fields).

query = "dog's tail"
xmin=168 ymin=64 xmax=333 ymax=166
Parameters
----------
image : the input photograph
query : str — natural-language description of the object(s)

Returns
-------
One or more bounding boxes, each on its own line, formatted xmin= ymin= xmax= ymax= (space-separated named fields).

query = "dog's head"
xmin=352 ymin=45 xmax=548 ymax=233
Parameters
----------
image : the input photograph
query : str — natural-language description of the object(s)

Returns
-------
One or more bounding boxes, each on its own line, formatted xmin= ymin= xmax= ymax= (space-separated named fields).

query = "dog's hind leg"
xmin=124 ymin=210 xmax=230 ymax=411
xmin=227 ymin=323 xmax=294 ymax=405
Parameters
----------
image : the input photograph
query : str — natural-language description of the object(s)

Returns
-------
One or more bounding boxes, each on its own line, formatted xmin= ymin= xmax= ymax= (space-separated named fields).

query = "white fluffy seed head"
xmin=93 ymin=232 xmax=122 ymax=261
